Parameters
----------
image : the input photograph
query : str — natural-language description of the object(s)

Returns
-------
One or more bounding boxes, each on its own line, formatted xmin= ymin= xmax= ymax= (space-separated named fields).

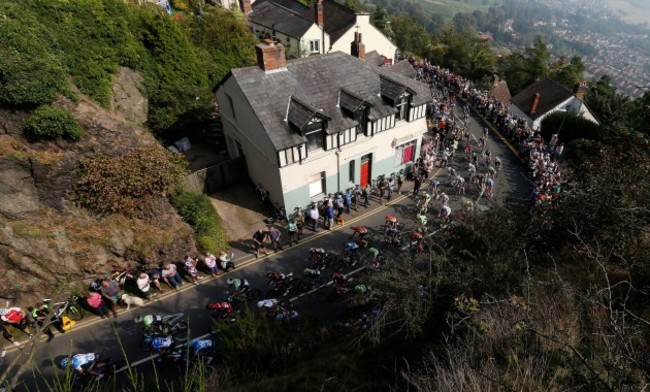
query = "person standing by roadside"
xmin=344 ymin=190 xmax=352 ymax=214
xmin=268 ymin=226 xmax=283 ymax=251
xmin=396 ymin=171 xmax=405 ymax=195
xmin=387 ymin=175 xmax=395 ymax=201
xmin=324 ymin=203 xmax=335 ymax=230
xmin=308 ymin=204 xmax=319 ymax=232
xmin=99 ymin=279 xmax=121 ymax=318
xmin=362 ymin=184 xmax=371 ymax=208
xmin=253 ymin=228 xmax=269 ymax=258
xmin=287 ymin=220 xmax=298 ymax=246
xmin=412 ymin=173 xmax=423 ymax=196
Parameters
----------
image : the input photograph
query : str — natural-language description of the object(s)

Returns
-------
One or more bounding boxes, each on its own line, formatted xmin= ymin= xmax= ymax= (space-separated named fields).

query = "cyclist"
xmin=367 ymin=247 xmax=381 ymax=269
xmin=226 ymin=278 xmax=250 ymax=297
xmin=309 ymin=248 xmax=328 ymax=270
xmin=150 ymin=336 xmax=179 ymax=362
xmin=206 ymin=300 xmax=235 ymax=320
xmin=330 ymin=271 xmax=349 ymax=293
xmin=266 ymin=271 xmax=289 ymax=296
xmin=190 ymin=339 xmax=215 ymax=363
xmin=59 ymin=353 xmax=102 ymax=378
xmin=134 ymin=314 xmax=168 ymax=336
xmin=302 ymin=267 xmax=321 ymax=288
xmin=343 ymin=241 xmax=360 ymax=265
xmin=416 ymin=211 xmax=428 ymax=232
xmin=384 ymin=215 xmax=398 ymax=231
xmin=349 ymin=226 xmax=369 ymax=247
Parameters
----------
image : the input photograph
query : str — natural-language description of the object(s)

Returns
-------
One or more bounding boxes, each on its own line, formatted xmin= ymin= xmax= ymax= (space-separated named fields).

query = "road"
xmin=4 ymin=96 xmax=531 ymax=391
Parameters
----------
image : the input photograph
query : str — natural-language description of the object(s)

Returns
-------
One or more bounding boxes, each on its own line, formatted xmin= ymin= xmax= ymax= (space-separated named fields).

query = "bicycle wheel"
xmin=66 ymin=305 xmax=84 ymax=321
xmin=248 ymin=288 xmax=262 ymax=300
xmin=171 ymin=321 xmax=188 ymax=337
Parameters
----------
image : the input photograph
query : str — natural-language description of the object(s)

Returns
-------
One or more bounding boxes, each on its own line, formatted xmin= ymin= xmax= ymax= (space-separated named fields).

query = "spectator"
xmin=0 ymin=307 xmax=33 ymax=336
xmin=344 ymin=190 xmax=352 ymax=214
xmin=161 ymin=263 xmax=184 ymax=290
xmin=253 ymin=228 xmax=269 ymax=258
xmin=28 ymin=302 xmax=65 ymax=342
xmin=99 ymin=279 xmax=121 ymax=318
xmin=287 ymin=220 xmax=298 ymax=246
xmin=86 ymin=290 xmax=111 ymax=319
xmin=0 ymin=322 xmax=19 ymax=347
xmin=148 ymin=269 xmax=164 ymax=293
xmin=137 ymin=272 xmax=156 ymax=300
xmin=324 ymin=204 xmax=334 ymax=230
xmin=268 ymin=226 xmax=283 ymax=251
xmin=204 ymin=253 xmax=219 ymax=277
xmin=308 ymin=204 xmax=319 ymax=232
xmin=184 ymin=255 xmax=201 ymax=285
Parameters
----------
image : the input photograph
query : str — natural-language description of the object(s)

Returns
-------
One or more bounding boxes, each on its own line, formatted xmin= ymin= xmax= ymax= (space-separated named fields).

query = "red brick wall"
xmin=256 ymin=43 xmax=287 ymax=72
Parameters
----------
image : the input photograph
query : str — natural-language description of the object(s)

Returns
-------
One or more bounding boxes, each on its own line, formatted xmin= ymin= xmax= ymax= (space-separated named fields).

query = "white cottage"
xmin=510 ymin=77 xmax=599 ymax=131
xmin=214 ymin=42 xmax=430 ymax=213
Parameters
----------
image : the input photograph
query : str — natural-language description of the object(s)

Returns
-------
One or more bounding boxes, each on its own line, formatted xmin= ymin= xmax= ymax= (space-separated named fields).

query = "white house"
xmin=214 ymin=42 xmax=430 ymax=213
xmin=510 ymin=77 xmax=599 ymax=130
xmin=248 ymin=0 xmax=330 ymax=59
xmin=246 ymin=0 xmax=396 ymax=62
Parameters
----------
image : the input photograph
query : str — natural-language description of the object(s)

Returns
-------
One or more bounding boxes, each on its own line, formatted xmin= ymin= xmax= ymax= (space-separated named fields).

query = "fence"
xmin=184 ymin=157 xmax=248 ymax=194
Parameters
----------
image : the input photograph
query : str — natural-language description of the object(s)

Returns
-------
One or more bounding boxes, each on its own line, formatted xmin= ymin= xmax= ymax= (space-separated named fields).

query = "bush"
xmin=540 ymin=111 xmax=604 ymax=144
xmin=75 ymin=146 xmax=186 ymax=213
xmin=25 ymin=105 xmax=84 ymax=141
xmin=170 ymin=190 xmax=229 ymax=252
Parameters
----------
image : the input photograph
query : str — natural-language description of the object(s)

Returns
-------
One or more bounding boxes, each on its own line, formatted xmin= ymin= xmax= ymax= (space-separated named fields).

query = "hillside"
xmin=0 ymin=0 xmax=256 ymax=304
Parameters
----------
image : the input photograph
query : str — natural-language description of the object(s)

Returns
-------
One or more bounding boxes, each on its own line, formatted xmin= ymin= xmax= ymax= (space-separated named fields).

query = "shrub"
xmin=25 ymin=105 xmax=84 ymax=141
xmin=75 ymin=146 xmax=186 ymax=213
xmin=170 ymin=190 xmax=229 ymax=252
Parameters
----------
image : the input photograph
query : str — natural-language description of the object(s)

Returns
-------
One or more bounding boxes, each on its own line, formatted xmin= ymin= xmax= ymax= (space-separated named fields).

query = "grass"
xmin=415 ymin=0 xmax=502 ymax=19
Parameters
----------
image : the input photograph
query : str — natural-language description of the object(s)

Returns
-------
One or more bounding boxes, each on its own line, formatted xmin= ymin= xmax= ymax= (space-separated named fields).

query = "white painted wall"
xmin=250 ymin=23 xmax=330 ymax=58
xmin=216 ymin=77 xmax=284 ymax=204
xmin=278 ymin=115 xmax=426 ymax=211
xmin=330 ymin=13 xmax=396 ymax=62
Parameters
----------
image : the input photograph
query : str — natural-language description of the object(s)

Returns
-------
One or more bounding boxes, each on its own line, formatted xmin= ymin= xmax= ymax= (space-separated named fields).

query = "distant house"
xmin=246 ymin=0 xmax=396 ymax=62
xmin=214 ymin=42 xmax=429 ymax=213
xmin=509 ymin=77 xmax=599 ymax=131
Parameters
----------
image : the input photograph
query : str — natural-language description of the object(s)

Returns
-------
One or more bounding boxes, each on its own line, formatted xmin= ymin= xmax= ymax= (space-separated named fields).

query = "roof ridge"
xmin=267 ymin=0 xmax=311 ymax=19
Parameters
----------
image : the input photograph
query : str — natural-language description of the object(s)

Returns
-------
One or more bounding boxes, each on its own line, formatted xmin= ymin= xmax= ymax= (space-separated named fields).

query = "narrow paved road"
xmin=6 ymin=91 xmax=531 ymax=391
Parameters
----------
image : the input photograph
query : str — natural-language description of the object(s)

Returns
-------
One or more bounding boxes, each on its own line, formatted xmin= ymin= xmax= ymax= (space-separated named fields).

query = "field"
xmin=416 ymin=0 xmax=502 ymax=19
xmin=605 ymin=0 xmax=650 ymax=26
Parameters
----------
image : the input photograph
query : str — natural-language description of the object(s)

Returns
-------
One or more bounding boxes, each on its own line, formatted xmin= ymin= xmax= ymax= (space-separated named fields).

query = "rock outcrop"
xmin=0 ymin=82 xmax=195 ymax=305
xmin=109 ymin=67 xmax=148 ymax=125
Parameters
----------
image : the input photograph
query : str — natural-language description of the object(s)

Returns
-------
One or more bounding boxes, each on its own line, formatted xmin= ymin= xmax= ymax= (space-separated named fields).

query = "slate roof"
xmin=253 ymin=0 xmax=355 ymax=45
xmin=364 ymin=50 xmax=386 ymax=67
xmin=511 ymin=77 xmax=573 ymax=120
xmin=249 ymin=1 xmax=314 ymax=38
xmin=287 ymin=96 xmax=330 ymax=131
xmin=387 ymin=59 xmax=417 ymax=79
xmin=490 ymin=80 xmax=511 ymax=106
xmin=339 ymin=88 xmax=372 ymax=113
xmin=227 ymin=51 xmax=431 ymax=151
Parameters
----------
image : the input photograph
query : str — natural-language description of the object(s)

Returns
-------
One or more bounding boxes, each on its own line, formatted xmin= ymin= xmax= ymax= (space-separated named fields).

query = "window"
xmin=349 ymin=160 xmax=355 ymax=182
xmin=308 ymin=172 xmax=326 ymax=197
xmin=306 ymin=130 xmax=323 ymax=151
xmin=309 ymin=39 xmax=320 ymax=54
xmin=226 ymin=94 xmax=236 ymax=120
xmin=395 ymin=95 xmax=409 ymax=121
xmin=394 ymin=140 xmax=416 ymax=166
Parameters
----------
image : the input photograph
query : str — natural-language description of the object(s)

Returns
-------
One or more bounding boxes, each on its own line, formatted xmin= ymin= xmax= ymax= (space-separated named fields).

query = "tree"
xmin=550 ymin=55 xmax=585 ymax=90
xmin=585 ymin=75 xmax=631 ymax=130
xmin=524 ymin=36 xmax=551 ymax=82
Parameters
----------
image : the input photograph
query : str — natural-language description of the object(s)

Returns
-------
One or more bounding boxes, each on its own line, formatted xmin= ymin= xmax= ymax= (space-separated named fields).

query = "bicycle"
xmin=71 ymin=356 xmax=127 ymax=390
xmin=45 ymin=296 xmax=84 ymax=321
xmin=225 ymin=288 xmax=262 ymax=303
xmin=138 ymin=313 xmax=189 ymax=350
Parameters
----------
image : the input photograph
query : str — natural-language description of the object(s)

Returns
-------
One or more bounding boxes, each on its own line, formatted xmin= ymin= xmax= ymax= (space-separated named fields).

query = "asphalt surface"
xmin=4 ymin=97 xmax=531 ymax=391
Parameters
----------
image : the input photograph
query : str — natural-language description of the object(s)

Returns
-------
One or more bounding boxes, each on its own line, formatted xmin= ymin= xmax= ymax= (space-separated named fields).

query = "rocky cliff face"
xmin=0 ymin=76 xmax=196 ymax=305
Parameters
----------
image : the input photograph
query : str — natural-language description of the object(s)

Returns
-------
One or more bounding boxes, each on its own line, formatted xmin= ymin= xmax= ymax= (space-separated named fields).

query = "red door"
xmin=360 ymin=154 xmax=371 ymax=187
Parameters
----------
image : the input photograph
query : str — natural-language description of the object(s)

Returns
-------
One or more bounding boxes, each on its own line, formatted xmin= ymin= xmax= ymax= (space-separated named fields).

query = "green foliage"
xmin=549 ymin=55 xmax=586 ymax=90
xmin=497 ymin=36 xmax=552 ymax=94
xmin=75 ymin=147 xmax=187 ymax=214
xmin=170 ymin=190 xmax=229 ymax=252
xmin=540 ymin=112 xmax=603 ymax=144
xmin=428 ymin=27 xmax=496 ymax=81
xmin=0 ymin=1 xmax=255 ymax=137
xmin=390 ymin=15 xmax=432 ymax=57
xmin=25 ymin=105 xmax=84 ymax=141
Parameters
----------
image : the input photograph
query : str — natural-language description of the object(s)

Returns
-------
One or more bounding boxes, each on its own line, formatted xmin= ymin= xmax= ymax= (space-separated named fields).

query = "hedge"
xmin=170 ymin=190 xmax=229 ymax=253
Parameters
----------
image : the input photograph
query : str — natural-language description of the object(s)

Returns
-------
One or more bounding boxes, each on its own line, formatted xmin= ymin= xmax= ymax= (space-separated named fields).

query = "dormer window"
xmin=339 ymin=88 xmax=372 ymax=136
xmin=286 ymin=96 xmax=330 ymax=152
xmin=380 ymin=76 xmax=415 ymax=122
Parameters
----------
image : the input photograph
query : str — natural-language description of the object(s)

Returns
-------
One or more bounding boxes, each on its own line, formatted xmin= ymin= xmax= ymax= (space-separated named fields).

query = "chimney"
xmin=529 ymin=92 xmax=541 ymax=115
xmin=240 ymin=0 xmax=252 ymax=15
xmin=573 ymin=81 xmax=587 ymax=101
xmin=315 ymin=0 xmax=324 ymax=28
xmin=492 ymin=74 xmax=500 ymax=87
xmin=256 ymin=40 xmax=287 ymax=72
xmin=351 ymin=32 xmax=365 ymax=59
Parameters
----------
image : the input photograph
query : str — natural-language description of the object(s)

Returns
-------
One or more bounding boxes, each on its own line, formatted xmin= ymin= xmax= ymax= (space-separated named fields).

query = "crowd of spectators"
xmin=410 ymin=58 xmax=563 ymax=210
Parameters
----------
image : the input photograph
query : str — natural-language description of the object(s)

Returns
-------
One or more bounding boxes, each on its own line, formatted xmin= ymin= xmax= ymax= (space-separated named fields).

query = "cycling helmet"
xmin=226 ymin=278 xmax=234 ymax=285
xmin=142 ymin=315 xmax=154 ymax=327
xmin=58 ymin=357 xmax=69 ymax=369
xmin=134 ymin=315 xmax=144 ymax=324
